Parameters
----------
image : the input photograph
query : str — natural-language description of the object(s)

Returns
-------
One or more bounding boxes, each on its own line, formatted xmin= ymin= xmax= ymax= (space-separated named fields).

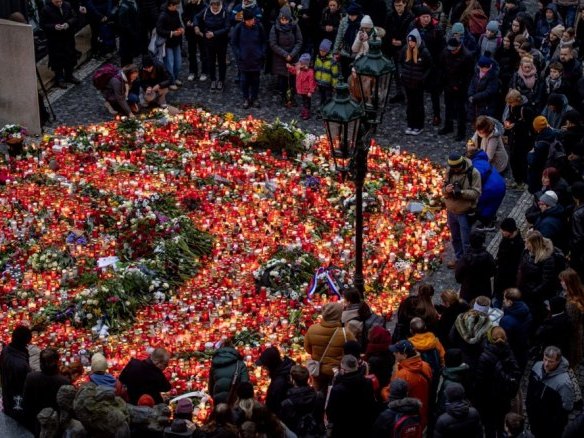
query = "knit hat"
xmin=243 ymin=8 xmax=255 ymax=20
xmin=255 ymin=346 xmax=282 ymax=368
xmin=319 ymin=39 xmax=332 ymax=53
xmin=533 ymin=115 xmax=549 ymax=132
xmin=500 ymin=217 xmax=518 ymax=232
xmin=360 ymin=15 xmax=374 ymax=29
xmin=343 ymin=340 xmax=362 ymax=358
xmin=322 ymin=302 xmax=343 ymax=322
xmin=389 ymin=378 xmax=409 ymax=400
xmin=447 ymin=37 xmax=462 ymax=51
xmin=415 ymin=5 xmax=432 ymax=17
xmin=164 ymin=419 xmax=192 ymax=437
xmin=340 ymin=354 xmax=359 ymax=372
xmin=445 ymin=382 xmax=466 ymax=402
xmin=346 ymin=2 xmax=362 ymax=15
xmin=278 ymin=7 xmax=292 ymax=20
xmin=90 ymin=353 xmax=108 ymax=373
xmin=367 ymin=326 xmax=392 ymax=350
xmin=539 ymin=190 xmax=558 ymax=207
xmin=486 ymin=21 xmax=498 ymax=33
xmin=237 ymin=381 xmax=255 ymax=399
xmin=137 ymin=394 xmax=156 ymax=407
xmin=551 ymin=24 xmax=565 ymax=39
xmin=299 ymin=53 xmax=311 ymax=65
xmin=447 ymin=152 xmax=465 ymax=168
xmin=389 ymin=340 xmax=416 ymax=356
xmin=175 ymin=398 xmax=194 ymax=415
xmin=451 ymin=22 xmax=464 ymax=35
xmin=477 ymin=55 xmax=493 ymax=67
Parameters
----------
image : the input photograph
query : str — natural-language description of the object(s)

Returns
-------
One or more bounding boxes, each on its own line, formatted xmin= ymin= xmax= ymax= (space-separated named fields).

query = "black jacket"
xmin=571 ymin=204 xmax=584 ymax=261
xmin=118 ymin=357 xmax=171 ymax=404
xmin=455 ymin=247 xmax=496 ymax=303
xmin=22 ymin=371 xmax=70 ymax=434
xmin=194 ymin=5 xmax=230 ymax=45
xmin=139 ymin=61 xmax=172 ymax=90
xmin=499 ymin=300 xmax=532 ymax=369
xmin=494 ymin=233 xmax=525 ymax=299
xmin=534 ymin=204 xmax=567 ymax=250
xmin=434 ymin=399 xmax=482 ymax=438
xmin=265 ymin=356 xmax=294 ymax=418
xmin=280 ymin=385 xmax=325 ymax=436
xmin=367 ymin=350 xmax=394 ymax=390
xmin=0 ymin=344 xmax=31 ymax=420
xmin=372 ymin=397 xmax=422 ymax=438
xmin=326 ymin=371 xmax=377 ymax=437
xmin=517 ymin=249 xmax=561 ymax=306
xmin=436 ymin=301 xmax=470 ymax=349
xmin=156 ymin=6 xmax=183 ymax=47
xmin=383 ymin=9 xmax=415 ymax=57
xmin=40 ymin=1 xmax=78 ymax=69
xmin=439 ymin=46 xmax=475 ymax=94
xmin=534 ymin=312 xmax=572 ymax=356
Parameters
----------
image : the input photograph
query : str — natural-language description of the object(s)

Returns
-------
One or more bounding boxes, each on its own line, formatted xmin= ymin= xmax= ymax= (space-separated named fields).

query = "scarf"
xmin=518 ymin=65 xmax=537 ymax=89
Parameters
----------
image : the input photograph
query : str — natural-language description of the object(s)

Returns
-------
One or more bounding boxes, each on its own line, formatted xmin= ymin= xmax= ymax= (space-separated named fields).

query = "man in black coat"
xmin=372 ymin=378 xmax=422 ymax=438
xmin=0 ymin=326 xmax=32 ymax=423
xmin=534 ymin=296 xmax=572 ymax=356
xmin=40 ymin=0 xmax=81 ymax=89
xmin=119 ymin=347 xmax=171 ymax=404
xmin=434 ymin=383 xmax=482 ymax=438
xmin=455 ymin=230 xmax=496 ymax=303
xmin=494 ymin=218 xmax=525 ymax=305
xmin=255 ymin=346 xmax=294 ymax=419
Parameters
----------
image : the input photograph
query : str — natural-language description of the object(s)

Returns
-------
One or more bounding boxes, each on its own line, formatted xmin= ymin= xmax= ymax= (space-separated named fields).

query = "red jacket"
xmin=287 ymin=64 xmax=317 ymax=95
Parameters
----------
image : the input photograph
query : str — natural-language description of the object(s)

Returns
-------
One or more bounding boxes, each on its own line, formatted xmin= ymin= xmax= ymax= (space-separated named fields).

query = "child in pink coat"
xmin=287 ymin=53 xmax=318 ymax=120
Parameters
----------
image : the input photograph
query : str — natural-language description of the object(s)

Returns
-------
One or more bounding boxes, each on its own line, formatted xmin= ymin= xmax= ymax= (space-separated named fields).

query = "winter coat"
xmin=231 ymin=21 xmax=266 ymax=72
xmin=194 ymin=5 xmax=230 ymax=46
xmin=500 ymin=300 xmax=532 ymax=367
xmin=571 ymin=203 xmax=584 ymax=267
xmin=449 ymin=310 xmax=492 ymax=370
xmin=455 ymin=246 xmax=496 ymax=303
xmin=22 ymin=371 xmax=70 ymax=434
xmin=468 ymin=65 xmax=500 ymax=120
xmin=399 ymin=30 xmax=432 ymax=89
xmin=139 ymin=61 xmax=172 ymax=90
xmin=116 ymin=0 xmax=141 ymax=42
xmin=287 ymin=65 xmax=317 ymax=95
xmin=156 ymin=6 xmax=183 ymax=48
xmin=319 ymin=6 xmax=342 ymax=43
xmin=0 ymin=343 xmax=31 ymax=420
xmin=434 ymin=399 xmax=482 ymax=438
xmin=471 ymin=118 xmax=509 ymax=173
xmin=265 ymin=356 xmax=295 ymax=417
xmin=478 ymin=32 xmax=502 ymax=57
xmin=409 ymin=332 xmax=446 ymax=367
xmin=118 ymin=357 xmax=171 ymax=404
xmin=510 ymin=70 xmax=544 ymax=110
xmin=526 ymin=357 xmax=575 ymax=437
xmin=534 ymin=4 xmax=562 ymax=47
xmin=528 ymin=127 xmax=560 ymax=193
xmin=367 ymin=350 xmax=394 ymax=390
xmin=280 ymin=385 xmax=325 ymax=437
xmin=439 ymin=45 xmax=475 ymax=94
xmin=40 ymin=0 xmax=78 ymax=70
xmin=535 ymin=312 xmax=572 ymax=355
xmin=541 ymin=93 xmax=574 ymax=129
xmin=566 ymin=301 xmax=584 ymax=368
xmin=383 ymin=9 xmax=415 ymax=57
xmin=372 ymin=397 xmax=422 ymax=438
xmin=436 ymin=301 xmax=470 ymax=349
xmin=334 ymin=14 xmax=362 ymax=58
xmin=436 ymin=364 xmax=472 ymax=416
xmin=326 ymin=371 xmax=377 ymax=437
xmin=470 ymin=150 xmax=506 ymax=221
xmin=408 ymin=17 xmax=445 ymax=59
xmin=534 ymin=204 xmax=567 ymax=248
xmin=304 ymin=322 xmax=354 ymax=378
xmin=392 ymin=355 xmax=433 ymax=428
xmin=208 ymin=347 xmax=250 ymax=404
xmin=184 ymin=0 xmax=207 ymax=35
xmin=495 ymin=45 xmax=520 ymax=90
xmin=269 ymin=20 xmax=303 ymax=76
xmin=352 ymin=26 xmax=386 ymax=58
xmin=102 ymin=71 xmax=133 ymax=116
xmin=314 ymin=53 xmax=339 ymax=87
xmin=442 ymin=158 xmax=482 ymax=215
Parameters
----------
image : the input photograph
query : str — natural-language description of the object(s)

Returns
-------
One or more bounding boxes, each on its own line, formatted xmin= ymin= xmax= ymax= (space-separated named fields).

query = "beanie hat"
xmin=451 ymin=22 xmax=464 ymax=35
xmin=551 ymin=24 xmax=565 ymax=39
xmin=533 ymin=115 xmax=549 ymax=132
xmin=539 ymin=190 xmax=558 ymax=207
xmin=346 ymin=2 xmax=362 ymax=15
xmin=445 ymin=382 xmax=466 ymax=401
xmin=447 ymin=152 xmax=465 ymax=168
xmin=389 ymin=378 xmax=409 ymax=400
xmin=486 ymin=20 xmax=499 ymax=33
xmin=322 ymin=302 xmax=343 ymax=322
xmin=478 ymin=55 xmax=493 ymax=67
xmin=243 ymin=8 xmax=255 ymax=20
xmin=175 ymin=398 xmax=194 ymax=415
xmin=415 ymin=5 xmax=432 ymax=17
xmin=447 ymin=37 xmax=462 ymax=50
xmin=360 ymin=15 xmax=374 ymax=29
xmin=255 ymin=346 xmax=282 ymax=369
xmin=500 ymin=217 xmax=518 ymax=232
xmin=278 ymin=7 xmax=292 ymax=20
xmin=137 ymin=394 xmax=156 ymax=407
xmin=367 ymin=326 xmax=392 ymax=350
xmin=389 ymin=340 xmax=416 ymax=357
xmin=340 ymin=354 xmax=359 ymax=372
xmin=319 ymin=39 xmax=332 ymax=53
xmin=90 ymin=353 xmax=108 ymax=373
xmin=237 ymin=381 xmax=255 ymax=399
xmin=299 ymin=53 xmax=311 ymax=65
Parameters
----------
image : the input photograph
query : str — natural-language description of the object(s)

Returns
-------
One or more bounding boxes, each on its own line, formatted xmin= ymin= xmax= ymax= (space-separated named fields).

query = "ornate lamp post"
xmin=321 ymin=39 xmax=394 ymax=297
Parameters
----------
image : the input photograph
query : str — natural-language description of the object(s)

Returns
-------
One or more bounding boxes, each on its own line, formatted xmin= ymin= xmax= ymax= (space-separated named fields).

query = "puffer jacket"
xmin=408 ymin=16 xmax=445 ymax=59
xmin=517 ymin=242 xmax=562 ymax=305
xmin=287 ymin=64 xmax=317 ymax=95
xmin=455 ymin=246 xmax=497 ymax=303
xmin=399 ymin=29 xmax=432 ymax=89
xmin=280 ymin=385 xmax=325 ymax=436
xmin=436 ymin=364 xmax=472 ymax=415
xmin=314 ymin=52 xmax=339 ymax=87
xmin=434 ymin=398 xmax=482 ymax=438
xmin=442 ymin=158 xmax=482 ymax=215
xmin=269 ymin=13 xmax=303 ymax=76
xmin=231 ymin=20 xmax=266 ymax=72
xmin=409 ymin=332 xmax=446 ymax=367
xmin=471 ymin=117 xmax=509 ymax=173
xmin=470 ymin=150 xmax=506 ymax=221
xmin=392 ymin=355 xmax=433 ymax=428
xmin=500 ymin=300 xmax=532 ymax=367
xmin=208 ymin=347 xmax=249 ymax=404
xmin=475 ymin=342 xmax=521 ymax=409
xmin=372 ymin=397 xmax=422 ymax=437
xmin=526 ymin=357 xmax=575 ymax=437
xmin=534 ymin=204 xmax=567 ymax=249
xmin=304 ymin=322 xmax=355 ymax=377
xmin=468 ymin=65 xmax=500 ymax=119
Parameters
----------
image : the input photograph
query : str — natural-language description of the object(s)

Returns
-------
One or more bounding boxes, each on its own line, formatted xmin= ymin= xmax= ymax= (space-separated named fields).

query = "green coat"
xmin=208 ymin=347 xmax=249 ymax=404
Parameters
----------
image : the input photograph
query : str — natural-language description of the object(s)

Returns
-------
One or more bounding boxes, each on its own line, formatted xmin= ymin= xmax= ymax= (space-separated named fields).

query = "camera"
xmin=452 ymin=181 xmax=462 ymax=197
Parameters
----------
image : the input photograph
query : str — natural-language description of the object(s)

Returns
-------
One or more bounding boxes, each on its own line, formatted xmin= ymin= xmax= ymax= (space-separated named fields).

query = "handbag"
xmin=148 ymin=28 xmax=166 ymax=62
xmin=306 ymin=328 xmax=346 ymax=377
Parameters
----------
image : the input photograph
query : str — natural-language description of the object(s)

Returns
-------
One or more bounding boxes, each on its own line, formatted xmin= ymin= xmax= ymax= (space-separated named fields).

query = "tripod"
xmin=36 ymin=66 xmax=56 ymax=124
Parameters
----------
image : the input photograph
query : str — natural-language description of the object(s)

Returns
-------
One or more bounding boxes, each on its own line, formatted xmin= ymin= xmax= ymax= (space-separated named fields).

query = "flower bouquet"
xmin=0 ymin=124 xmax=27 ymax=157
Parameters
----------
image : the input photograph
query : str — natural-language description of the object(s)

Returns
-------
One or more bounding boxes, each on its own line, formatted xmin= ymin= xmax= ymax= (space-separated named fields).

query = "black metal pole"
xmin=353 ymin=132 xmax=369 ymax=298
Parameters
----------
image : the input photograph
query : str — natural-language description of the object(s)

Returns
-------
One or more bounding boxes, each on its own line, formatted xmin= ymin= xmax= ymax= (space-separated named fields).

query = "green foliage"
xmin=253 ymin=119 xmax=305 ymax=156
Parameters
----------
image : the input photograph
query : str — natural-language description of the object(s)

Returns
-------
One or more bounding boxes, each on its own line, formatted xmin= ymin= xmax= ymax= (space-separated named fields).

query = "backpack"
xmin=92 ymin=64 xmax=120 ymax=91
xmin=545 ymin=137 xmax=567 ymax=169
xmin=493 ymin=355 xmax=521 ymax=400
xmin=419 ymin=348 xmax=442 ymax=384
xmin=392 ymin=413 xmax=423 ymax=438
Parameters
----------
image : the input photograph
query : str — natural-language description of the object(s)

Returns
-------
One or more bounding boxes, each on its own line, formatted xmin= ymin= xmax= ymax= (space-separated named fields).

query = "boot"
xmin=438 ymin=121 xmax=453 ymax=135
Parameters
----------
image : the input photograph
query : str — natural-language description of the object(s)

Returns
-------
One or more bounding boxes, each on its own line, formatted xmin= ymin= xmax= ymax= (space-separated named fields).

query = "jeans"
xmin=164 ymin=45 xmax=182 ymax=84
xmin=447 ymin=210 xmax=472 ymax=260
xmin=557 ymin=5 xmax=577 ymax=27
xmin=240 ymin=71 xmax=260 ymax=101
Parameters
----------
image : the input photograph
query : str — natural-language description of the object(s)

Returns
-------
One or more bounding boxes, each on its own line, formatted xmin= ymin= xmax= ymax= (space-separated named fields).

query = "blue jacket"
xmin=534 ymin=204 xmax=566 ymax=248
xmin=230 ymin=3 xmax=262 ymax=27
xmin=470 ymin=150 xmax=506 ymax=220
xmin=231 ymin=21 xmax=266 ymax=72
xmin=499 ymin=300 xmax=532 ymax=367
xmin=195 ymin=5 xmax=230 ymax=44
xmin=534 ymin=4 xmax=562 ymax=47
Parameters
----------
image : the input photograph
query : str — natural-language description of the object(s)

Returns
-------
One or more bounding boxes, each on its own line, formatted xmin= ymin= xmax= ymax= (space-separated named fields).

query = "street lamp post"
xmin=321 ymin=39 xmax=394 ymax=297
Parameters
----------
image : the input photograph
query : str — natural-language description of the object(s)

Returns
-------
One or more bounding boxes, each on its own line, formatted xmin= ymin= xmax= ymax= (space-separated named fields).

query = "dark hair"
xmin=505 ymin=412 xmax=525 ymax=435
xmin=475 ymin=115 xmax=495 ymax=133
xmin=290 ymin=365 xmax=310 ymax=386
xmin=469 ymin=230 xmax=486 ymax=249
xmin=40 ymin=348 xmax=61 ymax=375
xmin=11 ymin=325 xmax=32 ymax=348
xmin=549 ymin=61 xmax=563 ymax=72
xmin=344 ymin=287 xmax=362 ymax=304
xmin=572 ymin=181 xmax=584 ymax=202
xmin=504 ymin=288 xmax=522 ymax=301
xmin=415 ymin=284 xmax=439 ymax=325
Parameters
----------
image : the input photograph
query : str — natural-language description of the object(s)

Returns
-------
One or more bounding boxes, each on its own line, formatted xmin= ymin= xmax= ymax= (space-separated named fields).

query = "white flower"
xmin=86 ymin=313 xmax=94 ymax=320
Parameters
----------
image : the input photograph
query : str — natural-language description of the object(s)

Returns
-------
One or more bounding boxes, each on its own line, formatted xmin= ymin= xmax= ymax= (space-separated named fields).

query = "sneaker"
xmin=210 ymin=81 xmax=217 ymax=91
xmin=216 ymin=81 xmax=223 ymax=91
xmin=410 ymin=128 xmax=423 ymax=136
xmin=188 ymin=73 xmax=195 ymax=81
xmin=405 ymin=127 xmax=413 ymax=135
xmin=175 ymin=79 xmax=183 ymax=86
xmin=253 ymin=100 xmax=261 ymax=108
xmin=199 ymin=74 xmax=208 ymax=82
xmin=104 ymin=101 xmax=118 ymax=115
xmin=476 ymin=222 xmax=496 ymax=232
xmin=169 ymin=84 xmax=178 ymax=91
xmin=243 ymin=99 xmax=250 ymax=109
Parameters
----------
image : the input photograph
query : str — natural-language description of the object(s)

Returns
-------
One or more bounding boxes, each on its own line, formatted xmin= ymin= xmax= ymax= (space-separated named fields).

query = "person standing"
xmin=255 ymin=346 xmax=295 ymax=418
xmin=499 ymin=288 xmax=532 ymax=369
xmin=434 ymin=383 xmax=482 ymax=438
xmin=208 ymin=338 xmax=250 ymax=405
xmin=0 ymin=326 xmax=32 ymax=423
xmin=384 ymin=0 xmax=414 ymax=104
xmin=455 ymin=230 xmax=496 ymax=303
xmin=119 ymin=347 xmax=172 ymax=404
xmin=232 ymin=7 xmax=266 ymax=108
xmin=372 ymin=379 xmax=422 ymax=437
xmin=559 ymin=268 xmax=584 ymax=368
xmin=570 ymin=182 xmax=584 ymax=278
xmin=467 ymin=55 xmax=500 ymax=123
xmin=157 ymin=0 xmax=185 ymax=90
xmin=333 ymin=2 xmax=362 ymax=80
xmin=183 ymin=0 xmax=208 ymax=82
xmin=40 ymin=0 xmax=81 ymax=89
xmin=116 ymin=0 xmax=141 ymax=66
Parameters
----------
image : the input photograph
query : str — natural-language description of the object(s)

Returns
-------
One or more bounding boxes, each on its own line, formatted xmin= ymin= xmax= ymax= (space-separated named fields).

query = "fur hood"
xmin=454 ymin=310 xmax=492 ymax=344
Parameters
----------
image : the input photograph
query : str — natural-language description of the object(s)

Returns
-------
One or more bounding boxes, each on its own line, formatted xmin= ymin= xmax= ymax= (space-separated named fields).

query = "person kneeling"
xmin=103 ymin=64 xmax=140 ymax=117
xmin=139 ymin=55 xmax=171 ymax=108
